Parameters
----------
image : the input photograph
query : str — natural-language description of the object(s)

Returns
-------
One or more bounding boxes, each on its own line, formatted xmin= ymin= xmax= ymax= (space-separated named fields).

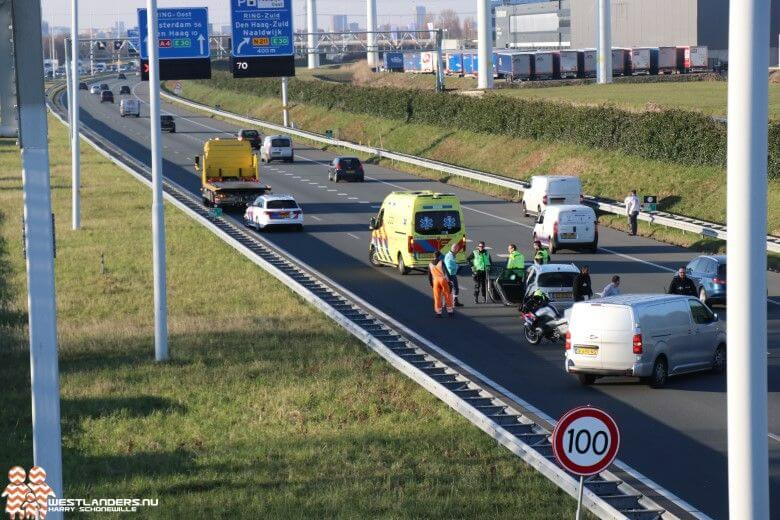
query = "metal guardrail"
xmin=48 ymin=84 xmax=698 ymax=520
xmin=160 ymin=89 xmax=780 ymax=255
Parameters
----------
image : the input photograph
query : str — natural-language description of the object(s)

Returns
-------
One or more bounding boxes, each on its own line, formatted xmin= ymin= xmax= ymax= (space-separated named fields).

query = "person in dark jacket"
xmin=573 ymin=265 xmax=593 ymax=302
xmin=668 ymin=267 xmax=697 ymax=296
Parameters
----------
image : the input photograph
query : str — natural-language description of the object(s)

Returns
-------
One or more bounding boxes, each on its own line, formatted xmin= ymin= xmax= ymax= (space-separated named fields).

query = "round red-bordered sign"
xmin=552 ymin=406 xmax=620 ymax=476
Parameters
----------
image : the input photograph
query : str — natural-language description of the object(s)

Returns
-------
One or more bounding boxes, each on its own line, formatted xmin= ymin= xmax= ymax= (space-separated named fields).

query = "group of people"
xmin=427 ymin=240 xmax=553 ymax=317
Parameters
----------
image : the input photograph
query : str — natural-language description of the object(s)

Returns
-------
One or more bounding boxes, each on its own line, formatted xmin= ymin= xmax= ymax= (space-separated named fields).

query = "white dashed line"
xmin=338 ymin=193 xmax=347 ymax=196
xmin=371 ymin=205 xmax=380 ymax=209
xmin=327 ymin=189 xmax=337 ymax=192
xmin=769 ymin=433 xmax=780 ymax=443
xmin=348 ymin=197 xmax=358 ymax=200
xmin=285 ymin=173 xmax=293 ymax=176
xmin=347 ymin=233 xmax=360 ymax=240
xmin=317 ymin=186 xmax=327 ymax=189
xmin=359 ymin=201 xmax=369 ymax=204
xmin=310 ymin=215 xmax=322 ymax=221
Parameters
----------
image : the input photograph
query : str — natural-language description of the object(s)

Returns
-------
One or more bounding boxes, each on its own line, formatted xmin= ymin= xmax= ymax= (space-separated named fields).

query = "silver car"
xmin=524 ymin=263 xmax=580 ymax=304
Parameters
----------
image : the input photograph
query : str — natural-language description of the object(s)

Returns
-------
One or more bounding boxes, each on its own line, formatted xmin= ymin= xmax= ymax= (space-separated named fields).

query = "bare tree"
xmin=461 ymin=17 xmax=477 ymax=41
xmin=436 ymin=9 xmax=462 ymax=39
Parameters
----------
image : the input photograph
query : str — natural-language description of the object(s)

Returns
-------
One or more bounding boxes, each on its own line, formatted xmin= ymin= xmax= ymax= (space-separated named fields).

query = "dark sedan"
xmin=119 ymin=85 xmax=131 ymax=95
xmin=78 ymin=82 xmax=88 ymax=90
xmin=685 ymin=255 xmax=727 ymax=306
xmin=100 ymin=90 xmax=114 ymax=103
xmin=117 ymin=73 xmax=126 ymax=79
xmin=328 ymin=157 xmax=364 ymax=182
xmin=160 ymin=115 xmax=176 ymax=133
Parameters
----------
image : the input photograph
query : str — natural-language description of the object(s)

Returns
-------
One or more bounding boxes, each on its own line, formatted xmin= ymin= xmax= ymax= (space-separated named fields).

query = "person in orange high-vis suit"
xmin=428 ymin=251 xmax=455 ymax=318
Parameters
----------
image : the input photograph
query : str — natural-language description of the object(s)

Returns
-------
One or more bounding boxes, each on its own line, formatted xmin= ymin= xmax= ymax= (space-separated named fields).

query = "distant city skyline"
xmin=41 ymin=0 xmax=478 ymax=32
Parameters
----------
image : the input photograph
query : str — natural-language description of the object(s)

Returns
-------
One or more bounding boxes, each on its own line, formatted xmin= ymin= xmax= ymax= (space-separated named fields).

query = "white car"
xmin=119 ymin=99 xmax=140 ymax=117
xmin=243 ymin=194 xmax=303 ymax=231
xmin=89 ymin=85 xmax=101 ymax=94
xmin=522 ymin=175 xmax=583 ymax=217
xmin=260 ymin=135 xmax=294 ymax=163
xmin=533 ymin=204 xmax=598 ymax=253
xmin=523 ymin=263 xmax=580 ymax=304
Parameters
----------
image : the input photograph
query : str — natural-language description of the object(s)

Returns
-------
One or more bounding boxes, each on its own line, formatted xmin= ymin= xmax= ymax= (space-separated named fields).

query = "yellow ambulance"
xmin=368 ymin=191 xmax=467 ymax=274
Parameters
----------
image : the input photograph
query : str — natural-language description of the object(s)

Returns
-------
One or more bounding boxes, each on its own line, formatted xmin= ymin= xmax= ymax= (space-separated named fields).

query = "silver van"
xmin=119 ymin=99 xmax=140 ymax=117
xmin=564 ymin=295 xmax=725 ymax=388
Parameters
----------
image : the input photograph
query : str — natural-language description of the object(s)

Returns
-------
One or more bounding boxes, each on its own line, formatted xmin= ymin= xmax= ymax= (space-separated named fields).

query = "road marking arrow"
xmin=198 ymin=34 xmax=206 ymax=55
xmin=236 ymin=37 xmax=250 ymax=54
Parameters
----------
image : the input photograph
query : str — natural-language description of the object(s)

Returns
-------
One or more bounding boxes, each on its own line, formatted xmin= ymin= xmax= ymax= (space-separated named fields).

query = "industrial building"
xmin=492 ymin=0 xmax=780 ymax=65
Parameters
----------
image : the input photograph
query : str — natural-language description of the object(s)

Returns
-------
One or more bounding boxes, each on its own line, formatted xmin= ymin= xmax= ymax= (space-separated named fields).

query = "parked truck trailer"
xmin=630 ymin=48 xmax=658 ymax=75
xmin=559 ymin=50 xmax=582 ymax=79
xmin=534 ymin=51 xmax=560 ymax=80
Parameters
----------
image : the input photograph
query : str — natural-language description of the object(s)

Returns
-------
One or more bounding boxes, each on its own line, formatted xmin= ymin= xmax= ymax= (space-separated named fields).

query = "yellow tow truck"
xmin=194 ymin=138 xmax=270 ymax=208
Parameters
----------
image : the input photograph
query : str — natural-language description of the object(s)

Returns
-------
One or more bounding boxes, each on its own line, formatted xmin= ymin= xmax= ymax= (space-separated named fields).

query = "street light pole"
xmin=477 ymin=0 xmax=493 ymax=89
xmin=71 ymin=0 xmax=81 ymax=230
xmin=281 ymin=76 xmax=290 ymax=127
xmin=597 ymin=0 xmax=612 ymax=84
xmin=11 ymin=0 xmax=64 ymax=515
xmin=306 ymin=0 xmax=319 ymax=69
xmin=726 ymin=0 xmax=770 ymax=517
xmin=366 ymin=0 xmax=378 ymax=68
xmin=145 ymin=0 xmax=169 ymax=362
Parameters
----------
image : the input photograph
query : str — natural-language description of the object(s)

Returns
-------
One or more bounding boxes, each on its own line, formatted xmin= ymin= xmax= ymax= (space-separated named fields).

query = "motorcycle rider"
xmin=668 ymin=267 xmax=697 ymax=296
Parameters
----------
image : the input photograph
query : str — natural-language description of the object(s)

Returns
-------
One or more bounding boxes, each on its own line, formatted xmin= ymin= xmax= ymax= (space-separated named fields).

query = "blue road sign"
xmin=230 ymin=0 xmax=294 ymax=57
xmin=138 ymin=7 xmax=210 ymax=60
xmin=127 ymin=29 xmax=140 ymax=52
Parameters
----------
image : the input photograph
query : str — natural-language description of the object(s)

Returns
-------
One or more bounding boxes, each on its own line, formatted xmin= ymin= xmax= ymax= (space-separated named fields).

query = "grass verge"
xmin=0 ymin=117 xmax=585 ymax=517
xmin=168 ymin=79 xmax=780 ymax=270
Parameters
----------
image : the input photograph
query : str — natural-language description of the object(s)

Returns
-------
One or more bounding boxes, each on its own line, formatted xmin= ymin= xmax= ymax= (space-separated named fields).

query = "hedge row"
xmin=202 ymin=72 xmax=780 ymax=179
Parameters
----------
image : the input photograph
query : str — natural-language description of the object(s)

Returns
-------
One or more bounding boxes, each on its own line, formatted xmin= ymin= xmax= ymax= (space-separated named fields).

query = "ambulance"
xmin=368 ymin=191 xmax=467 ymax=274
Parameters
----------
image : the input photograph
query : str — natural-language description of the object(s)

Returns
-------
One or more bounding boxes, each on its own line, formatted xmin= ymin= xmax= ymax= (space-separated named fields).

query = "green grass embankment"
xmin=170 ymin=78 xmax=780 ymax=255
xmin=0 ymin=117 xmax=585 ymax=517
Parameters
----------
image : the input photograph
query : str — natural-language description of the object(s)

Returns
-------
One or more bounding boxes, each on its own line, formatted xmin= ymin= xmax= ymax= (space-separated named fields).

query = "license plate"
xmin=575 ymin=345 xmax=599 ymax=356
xmin=346 ymin=169 xmax=355 ymax=174
xmin=552 ymin=292 xmax=572 ymax=300
xmin=561 ymin=232 xmax=577 ymax=239
xmin=278 ymin=212 xmax=289 ymax=218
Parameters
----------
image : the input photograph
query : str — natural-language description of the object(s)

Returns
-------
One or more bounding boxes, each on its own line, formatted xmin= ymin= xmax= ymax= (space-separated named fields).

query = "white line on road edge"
xmin=50 ymin=100 xmax=695 ymax=520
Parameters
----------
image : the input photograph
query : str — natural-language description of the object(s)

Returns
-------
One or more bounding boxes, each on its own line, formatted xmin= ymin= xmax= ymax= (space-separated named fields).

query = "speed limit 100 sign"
xmin=552 ymin=406 xmax=620 ymax=476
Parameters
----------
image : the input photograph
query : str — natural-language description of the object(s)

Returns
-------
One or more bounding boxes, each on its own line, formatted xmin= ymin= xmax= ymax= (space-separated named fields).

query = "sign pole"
xmin=726 ymin=0 xmax=770 ymax=517
xmin=71 ymin=0 xmax=81 ymax=230
xmin=575 ymin=475 xmax=584 ymax=520
xmin=11 ymin=0 xmax=64 ymax=514
xmin=145 ymin=0 xmax=169 ymax=362
xmin=477 ymin=0 xmax=493 ymax=89
xmin=366 ymin=0 xmax=378 ymax=68
xmin=281 ymin=76 xmax=290 ymax=127
xmin=597 ymin=0 xmax=612 ymax=84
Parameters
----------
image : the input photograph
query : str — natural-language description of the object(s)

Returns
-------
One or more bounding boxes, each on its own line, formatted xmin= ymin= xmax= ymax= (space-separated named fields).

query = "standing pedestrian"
xmin=505 ymin=244 xmax=525 ymax=278
xmin=668 ymin=267 xmax=697 ymax=296
xmin=533 ymin=240 xmax=550 ymax=265
xmin=444 ymin=243 xmax=464 ymax=307
xmin=573 ymin=265 xmax=593 ymax=302
xmin=428 ymin=251 xmax=455 ymax=318
xmin=467 ymin=241 xmax=492 ymax=303
xmin=601 ymin=275 xmax=621 ymax=297
xmin=624 ymin=189 xmax=640 ymax=236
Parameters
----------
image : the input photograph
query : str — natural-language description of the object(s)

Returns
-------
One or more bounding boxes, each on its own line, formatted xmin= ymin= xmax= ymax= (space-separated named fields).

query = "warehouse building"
xmin=493 ymin=0 xmax=780 ymax=65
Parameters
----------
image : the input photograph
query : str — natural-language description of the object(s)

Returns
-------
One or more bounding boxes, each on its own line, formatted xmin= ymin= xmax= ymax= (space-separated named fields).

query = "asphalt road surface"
xmin=70 ymin=78 xmax=780 ymax=519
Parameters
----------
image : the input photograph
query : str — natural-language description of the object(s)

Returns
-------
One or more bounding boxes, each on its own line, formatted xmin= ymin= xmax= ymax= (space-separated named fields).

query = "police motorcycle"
xmin=520 ymin=289 xmax=569 ymax=345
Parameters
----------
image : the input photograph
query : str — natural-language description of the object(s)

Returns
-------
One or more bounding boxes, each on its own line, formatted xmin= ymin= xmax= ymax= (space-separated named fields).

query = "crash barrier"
xmin=49 ymin=84 xmax=705 ymax=520
xmin=161 ymin=89 xmax=780 ymax=255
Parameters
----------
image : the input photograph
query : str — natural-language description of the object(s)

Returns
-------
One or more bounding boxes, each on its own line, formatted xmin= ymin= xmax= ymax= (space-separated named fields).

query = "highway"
xmin=71 ymin=77 xmax=780 ymax=519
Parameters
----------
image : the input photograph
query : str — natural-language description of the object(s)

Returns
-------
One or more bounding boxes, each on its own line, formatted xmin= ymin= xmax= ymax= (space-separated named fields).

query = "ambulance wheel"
xmin=369 ymin=247 xmax=381 ymax=267
xmin=397 ymin=254 xmax=410 ymax=275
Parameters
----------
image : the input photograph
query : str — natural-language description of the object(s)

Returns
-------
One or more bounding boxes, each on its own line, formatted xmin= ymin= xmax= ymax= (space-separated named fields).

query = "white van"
xmin=260 ymin=135 xmax=294 ymax=163
xmin=522 ymin=175 xmax=583 ymax=217
xmin=533 ymin=204 xmax=597 ymax=253
xmin=119 ymin=99 xmax=140 ymax=117
xmin=565 ymin=295 xmax=726 ymax=388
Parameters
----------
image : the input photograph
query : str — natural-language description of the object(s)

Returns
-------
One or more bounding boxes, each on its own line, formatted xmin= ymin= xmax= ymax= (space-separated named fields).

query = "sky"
xmin=42 ymin=0 xmax=478 ymax=31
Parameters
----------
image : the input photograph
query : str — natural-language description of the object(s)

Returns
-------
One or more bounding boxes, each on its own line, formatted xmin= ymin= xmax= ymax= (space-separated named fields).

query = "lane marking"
xmin=371 ymin=204 xmax=380 ymax=208
xmin=769 ymin=433 xmax=780 ymax=443
xmin=348 ymin=197 xmax=358 ymax=200
xmin=347 ymin=233 xmax=360 ymax=240
xmin=327 ymin=189 xmax=337 ymax=192
xmin=338 ymin=193 xmax=347 ymax=196
xmin=309 ymin=215 xmax=322 ymax=221
xmin=360 ymin=200 xmax=370 ymax=204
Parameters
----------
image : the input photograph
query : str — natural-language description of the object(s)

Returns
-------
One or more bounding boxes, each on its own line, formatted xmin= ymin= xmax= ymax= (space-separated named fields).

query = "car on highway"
xmin=160 ymin=115 xmax=176 ymax=133
xmin=89 ymin=85 xmax=101 ymax=95
xmin=119 ymin=85 xmax=131 ymax=95
xmin=260 ymin=135 xmax=294 ymax=163
xmin=79 ymin=82 xmax=88 ymax=90
xmin=100 ymin=90 xmax=114 ymax=103
xmin=533 ymin=205 xmax=598 ymax=253
xmin=522 ymin=175 xmax=583 ymax=217
xmin=243 ymin=194 xmax=303 ymax=231
xmin=119 ymin=99 xmax=140 ymax=117
xmin=523 ymin=263 xmax=580 ymax=304
xmin=565 ymin=294 xmax=726 ymax=387
xmin=684 ymin=255 xmax=727 ymax=306
xmin=237 ymin=129 xmax=262 ymax=150
xmin=328 ymin=157 xmax=364 ymax=182
xmin=117 ymin=73 xmax=126 ymax=79
xmin=99 ymin=83 xmax=109 ymax=91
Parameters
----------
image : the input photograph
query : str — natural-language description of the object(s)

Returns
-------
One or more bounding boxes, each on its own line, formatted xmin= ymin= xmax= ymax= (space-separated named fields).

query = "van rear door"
xmin=547 ymin=178 xmax=582 ymax=205
xmin=557 ymin=208 xmax=595 ymax=242
xmin=570 ymin=303 xmax=634 ymax=370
